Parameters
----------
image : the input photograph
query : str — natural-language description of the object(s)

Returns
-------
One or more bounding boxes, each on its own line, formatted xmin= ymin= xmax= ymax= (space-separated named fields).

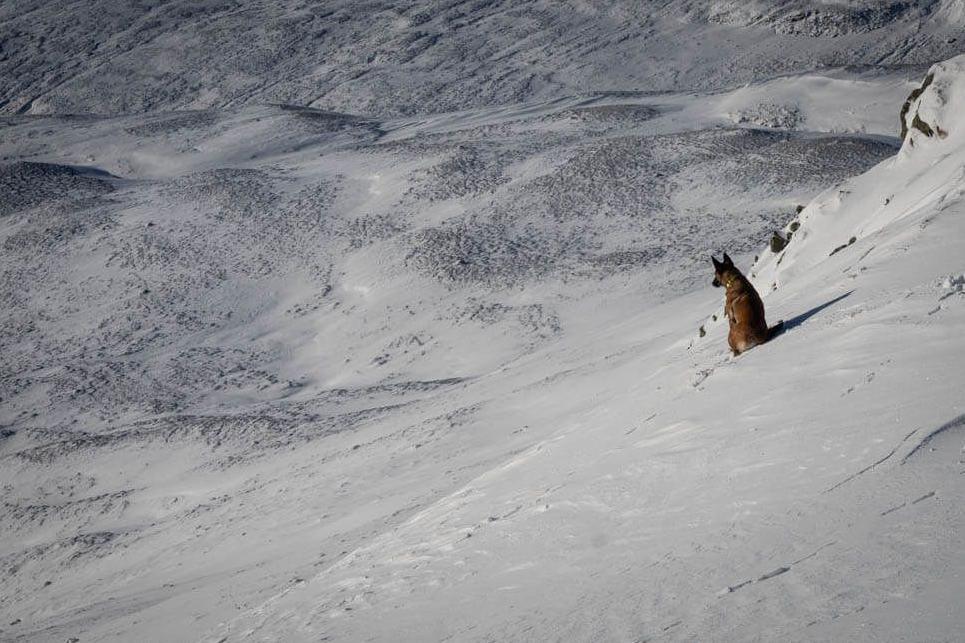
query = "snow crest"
xmin=753 ymin=54 xmax=965 ymax=291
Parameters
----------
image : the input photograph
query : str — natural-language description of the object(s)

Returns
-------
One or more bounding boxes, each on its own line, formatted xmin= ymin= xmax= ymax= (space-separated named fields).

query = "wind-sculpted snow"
xmin=2 ymin=58 xmax=964 ymax=641
xmin=703 ymin=1 xmax=926 ymax=37
xmin=3 ymin=0 xmax=964 ymax=117
xmin=0 ymin=93 xmax=899 ymax=457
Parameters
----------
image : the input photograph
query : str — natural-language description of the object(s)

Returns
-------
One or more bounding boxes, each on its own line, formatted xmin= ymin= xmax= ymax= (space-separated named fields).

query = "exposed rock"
xmin=900 ymin=73 xmax=934 ymax=140
xmin=770 ymin=232 xmax=788 ymax=253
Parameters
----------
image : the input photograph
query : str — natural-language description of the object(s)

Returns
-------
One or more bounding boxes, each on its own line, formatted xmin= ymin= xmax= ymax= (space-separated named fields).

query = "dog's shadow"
xmin=782 ymin=291 xmax=853 ymax=332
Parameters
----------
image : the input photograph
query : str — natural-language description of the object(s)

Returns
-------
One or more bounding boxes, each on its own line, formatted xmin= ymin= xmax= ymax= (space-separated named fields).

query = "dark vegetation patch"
xmin=399 ymin=127 xmax=896 ymax=288
xmin=708 ymin=1 xmax=922 ymax=38
xmin=340 ymin=213 xmax=407 ymax=249
xmin=123 ymin=110 xmax=220 ymax=137
xmin=3 ymin=199 xmax=116 ymax=252
xmin=450 ymin=298 xmax=562 ymax=338
xmin=0 ymin=161 xmax=114 ymax=215
xmin=160 ymin=168 xmax=279 ymax=223
xmin=406 ymin=144 xmax=512 ymax=201
xmin=276 ymin=104 xmax=381 ymax=134
xmin=0 ymin=529 xmax=130 ymax=577
xmin=546 ymin=104 xmax=660 ymax=126
xmin=1 ymin=489 xmax=132 ymax=531
xmin=12 ymin=406 xmax=398 ymax=465
xmin=405 ymin=220 xmax=585 ymax=287
xmin=585 ymin=248 xmax=668 ymax=275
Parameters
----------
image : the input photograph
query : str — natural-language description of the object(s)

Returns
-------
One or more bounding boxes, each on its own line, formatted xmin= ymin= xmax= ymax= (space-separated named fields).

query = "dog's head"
xmin=711 ymin=253 xmax=736 ymax=288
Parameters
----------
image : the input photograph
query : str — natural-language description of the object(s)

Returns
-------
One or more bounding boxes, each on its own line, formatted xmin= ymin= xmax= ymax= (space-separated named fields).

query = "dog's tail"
xmin=767 ymin=320 xmax=785 ymax=341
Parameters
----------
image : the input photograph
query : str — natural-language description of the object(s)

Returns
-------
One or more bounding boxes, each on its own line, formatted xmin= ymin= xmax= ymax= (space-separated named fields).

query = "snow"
xmin=4 ymin=1 xmax=965 ymax=117
xmin=2 ymin=8 xmax=965 ymax=642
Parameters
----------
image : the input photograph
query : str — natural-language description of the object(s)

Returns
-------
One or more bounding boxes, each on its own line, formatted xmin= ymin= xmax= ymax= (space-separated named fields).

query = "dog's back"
xmin=712 ymin=254 xmax=773 ymax=355
xmin=725 ymin=276 xmax=769 ymax=354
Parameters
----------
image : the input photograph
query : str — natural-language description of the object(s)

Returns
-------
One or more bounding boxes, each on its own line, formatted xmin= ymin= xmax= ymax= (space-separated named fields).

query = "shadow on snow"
xmin=782 ymin=290 xmax=853 ymax=332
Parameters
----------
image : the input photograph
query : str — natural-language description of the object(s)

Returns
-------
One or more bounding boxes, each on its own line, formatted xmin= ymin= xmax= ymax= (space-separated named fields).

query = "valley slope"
xmin=1 ymin=9 xmax=964 ymax=643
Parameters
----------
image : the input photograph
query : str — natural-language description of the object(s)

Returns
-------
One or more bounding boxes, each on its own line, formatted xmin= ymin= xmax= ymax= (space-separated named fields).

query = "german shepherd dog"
xmin=712 ymin=253 xmax=783 ymax=356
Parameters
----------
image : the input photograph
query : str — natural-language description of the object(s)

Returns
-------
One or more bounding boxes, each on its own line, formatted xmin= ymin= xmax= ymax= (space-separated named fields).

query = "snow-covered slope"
xmin=3 ymin=0 xmax=965 ymax=117
xmin=1 ymin=17 xmax=964 ymax=643
xmin=206 ymin=57 xmax=965 ymax=642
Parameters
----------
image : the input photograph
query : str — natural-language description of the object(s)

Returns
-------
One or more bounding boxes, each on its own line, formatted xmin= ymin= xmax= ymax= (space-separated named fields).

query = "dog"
xmin=712 ymin=253 xmax=783 ymax=356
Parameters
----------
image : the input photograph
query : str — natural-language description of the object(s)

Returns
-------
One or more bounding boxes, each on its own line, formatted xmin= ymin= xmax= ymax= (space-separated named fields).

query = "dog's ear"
xmin=711 ymin=255 xmax=722 ymax=270
xmin=722 ymin=252 xmax=734 ymax=267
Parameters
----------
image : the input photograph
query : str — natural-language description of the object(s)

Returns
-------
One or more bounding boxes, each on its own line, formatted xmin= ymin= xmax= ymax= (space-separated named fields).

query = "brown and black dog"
xmin=712 ymin=253 xmax=783 ymax=356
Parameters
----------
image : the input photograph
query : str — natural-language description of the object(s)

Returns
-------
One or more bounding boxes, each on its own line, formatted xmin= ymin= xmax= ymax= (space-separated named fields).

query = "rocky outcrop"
xmin=899 ymin=54 xmax=965 ymax=147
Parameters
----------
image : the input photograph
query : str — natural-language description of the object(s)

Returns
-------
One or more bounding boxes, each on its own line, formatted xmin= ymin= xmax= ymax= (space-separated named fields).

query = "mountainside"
xmin=211 ymin=54 xmax=965 ymax=642
xmin=3 ymin=0 xmax=965 ymax=117
xmin=1 ymin=5 xmax=965 ymax=642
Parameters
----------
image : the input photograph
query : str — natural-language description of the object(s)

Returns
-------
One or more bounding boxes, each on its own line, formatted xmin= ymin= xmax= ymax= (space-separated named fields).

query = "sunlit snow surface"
xmin=2 ymin=38 xmax=965 ymax=643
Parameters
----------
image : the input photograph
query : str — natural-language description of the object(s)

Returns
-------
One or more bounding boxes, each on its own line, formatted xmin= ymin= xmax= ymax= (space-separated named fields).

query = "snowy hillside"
xmin=3 ymin=0 xmax=965 ymax=116
xmin=2 ymin=6 xmax=965 ymax=642
xmin=209 ymin=58 xmax=965 ymax=642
